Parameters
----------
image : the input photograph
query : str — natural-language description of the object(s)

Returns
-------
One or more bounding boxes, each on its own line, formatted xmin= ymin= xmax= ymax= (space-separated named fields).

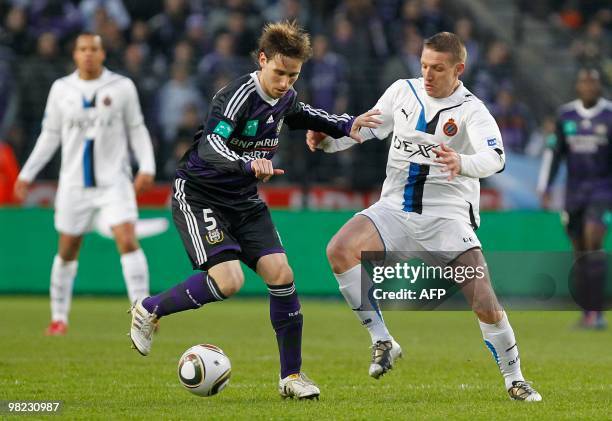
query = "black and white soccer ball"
xmin=177 ymin=344 xmax=231 ymax=397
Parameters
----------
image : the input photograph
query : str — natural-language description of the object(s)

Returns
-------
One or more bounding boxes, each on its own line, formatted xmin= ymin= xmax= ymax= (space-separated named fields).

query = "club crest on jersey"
xmin=242 ymin=119 xmax=259 ymax=136
xmin=213 ymin=121 xmax=233 ymax=139
xmin=206 ymin=228 xmax=224 ymax=244
xmin=103 ymin=96 xmax=112 ymax=106
xmin=276 ymin=117 xmax=284 ymax=135
xmin=563 ymin=120 xmax=577 ymax=135
xmin=443 ymin=118 xmax=458 ymax=136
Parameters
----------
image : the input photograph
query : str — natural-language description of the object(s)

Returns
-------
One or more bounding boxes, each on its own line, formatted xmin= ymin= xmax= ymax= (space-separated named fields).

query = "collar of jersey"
xmin=417 ymin=77 xmax=468 ymax=106
xmin=70 ymin=67 xmax=110 ymax=84
xmin=574 ymin=97 xmax=607 ymax=120
xmin=251 ymin=71 xmax=280 ymax=106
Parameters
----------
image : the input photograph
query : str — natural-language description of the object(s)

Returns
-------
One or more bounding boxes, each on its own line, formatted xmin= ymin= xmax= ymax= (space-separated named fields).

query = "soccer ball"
xmin=177 ymin=344 xmax=231 ymax=397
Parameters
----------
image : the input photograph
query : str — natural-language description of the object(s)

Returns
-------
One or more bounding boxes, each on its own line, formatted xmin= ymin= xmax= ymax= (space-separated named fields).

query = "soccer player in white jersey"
xmin=307 ymin=32 xmax=542 ymax=401
xmin=14 ymin=33 xmax=156 ymax=336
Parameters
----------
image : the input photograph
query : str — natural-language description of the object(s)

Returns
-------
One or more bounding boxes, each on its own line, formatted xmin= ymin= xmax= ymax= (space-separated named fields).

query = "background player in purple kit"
xmin=538 ymin=68 xmax=611 ymax=329
xmin=127 ymin=20 xmax=380 ymax=400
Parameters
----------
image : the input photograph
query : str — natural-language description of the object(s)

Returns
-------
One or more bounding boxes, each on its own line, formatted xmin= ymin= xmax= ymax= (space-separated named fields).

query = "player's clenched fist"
xmin=250 ymin=158 xmax=285 ymax=182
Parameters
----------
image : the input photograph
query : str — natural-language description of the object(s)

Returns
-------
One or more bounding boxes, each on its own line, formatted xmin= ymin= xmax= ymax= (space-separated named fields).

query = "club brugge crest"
xmin=206 ymin=228 xmax=224 ymax=244
xmin=276 ymin=117 xmax=284 ymax=136
xmin=443 ymin=118 xmax=458 ymax=136
xmin=103 ymin=96 xmax=112 ymax=106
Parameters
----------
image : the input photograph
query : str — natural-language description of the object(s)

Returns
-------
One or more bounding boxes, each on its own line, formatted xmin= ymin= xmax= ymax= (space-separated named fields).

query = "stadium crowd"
xmin=0 ymin=0 xmax=609 ymax=188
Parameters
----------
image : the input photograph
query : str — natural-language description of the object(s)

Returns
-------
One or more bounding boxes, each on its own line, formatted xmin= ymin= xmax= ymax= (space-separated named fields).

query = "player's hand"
xmin=134 ymin=173 xmax=155 ymax=195
xmin=13 ymin=179 xmax=30 ymax=202
xmin=434 ymin=143 xmax=461 ymax=181
xmin=306 ymin=130 xmax=328 ymax=152
xmin=251 ymin=158 xmax=284 ymax=183
xmin=350 ymin=109 xmax=382 ymax=142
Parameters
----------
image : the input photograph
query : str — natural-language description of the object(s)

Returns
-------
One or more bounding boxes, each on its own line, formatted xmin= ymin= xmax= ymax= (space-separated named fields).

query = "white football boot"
xmin=128 ymin=299 xmax=158 ymax=356
xmin=279 ymin=373 xmax=320 ymax=400
xmin=369 ymin=339 xmax=402 ymax=379
xmin=508 ymin=381 xmax=543 ymax=402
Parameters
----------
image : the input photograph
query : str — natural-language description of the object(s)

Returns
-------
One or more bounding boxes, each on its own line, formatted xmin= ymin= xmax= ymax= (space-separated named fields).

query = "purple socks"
xmin=268 ymin=282 xmax=303 ymax=378
xmin=142 ymin=272 xmax=225 ymax=317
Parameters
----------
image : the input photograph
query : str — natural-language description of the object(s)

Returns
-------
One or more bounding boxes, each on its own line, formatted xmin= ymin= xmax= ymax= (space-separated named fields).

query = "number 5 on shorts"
xmin=203 ymin=209 xmax=217 ymax=231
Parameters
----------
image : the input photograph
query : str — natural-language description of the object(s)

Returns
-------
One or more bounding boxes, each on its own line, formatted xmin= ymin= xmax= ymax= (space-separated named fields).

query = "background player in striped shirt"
xmin=538 ymin=68 xmax=611 ymax=329
xmin=129 ymin=21 xmax=380 ymax=400
xmin=14 ymin=33 xmax=156 ymax=336
xmin=308 ymin=32 xmax=542 ymax=401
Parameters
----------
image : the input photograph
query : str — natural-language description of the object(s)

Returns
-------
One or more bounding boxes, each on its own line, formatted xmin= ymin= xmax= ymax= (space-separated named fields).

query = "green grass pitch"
xmin=1 ymin=297 xmax=611 ymax=420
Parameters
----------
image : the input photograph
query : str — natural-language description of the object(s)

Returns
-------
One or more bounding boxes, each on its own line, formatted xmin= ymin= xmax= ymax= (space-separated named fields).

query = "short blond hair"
xmin=424 ymin=32 xmax=467 ymax=64
xmin=255 ymin=20 xmax=313 ymax=62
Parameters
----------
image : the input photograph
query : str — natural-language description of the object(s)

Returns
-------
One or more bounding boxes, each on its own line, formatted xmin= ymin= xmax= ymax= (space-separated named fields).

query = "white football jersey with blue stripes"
xmin=19 ymin=68 xmax=155 ymax=188
xmin=324 ymin=78 xmax=504 ymax=228
xmin=373 ymin=78 xmax=504 ymax=228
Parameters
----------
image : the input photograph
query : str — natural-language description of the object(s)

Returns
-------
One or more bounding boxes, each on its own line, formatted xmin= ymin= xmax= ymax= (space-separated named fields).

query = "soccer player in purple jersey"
xmin=128 ymin=21 xmax=380 ymax=400
xmin=538 ymin=68 xmax=611 ymax=329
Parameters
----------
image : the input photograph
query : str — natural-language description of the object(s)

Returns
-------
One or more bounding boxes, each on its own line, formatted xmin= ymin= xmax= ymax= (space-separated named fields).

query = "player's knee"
xmin=216 ymin=271 xmax=244 ymax=297
xmin=265 ymin=263 xmax=294 ymax=286
xmin=326 ymin=237 xmax=342 ymax=263
xmin=58 ymin=248 xmax=78 ymax=261
xmin=116 ymin=236 xmax=139 ymax=254
xmin=326 ymin=237 xmax=355 ymax=273
xmin=58 ymin=237 xmax=82 ymax=261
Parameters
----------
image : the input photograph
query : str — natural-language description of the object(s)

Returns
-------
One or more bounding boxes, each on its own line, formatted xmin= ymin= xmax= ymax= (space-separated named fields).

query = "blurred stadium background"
xmin=0 ymin=0 xmax=610 ymax=293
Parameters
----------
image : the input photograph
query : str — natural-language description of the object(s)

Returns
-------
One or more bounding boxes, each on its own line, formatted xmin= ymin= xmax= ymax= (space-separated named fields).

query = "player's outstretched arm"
xmin=285 ymin=100 xmax=355 ymax=139
xmin=305 ymin=79 xmax=403 ymax=153
xmin=306 ymin=109 xmax=383 ymax=153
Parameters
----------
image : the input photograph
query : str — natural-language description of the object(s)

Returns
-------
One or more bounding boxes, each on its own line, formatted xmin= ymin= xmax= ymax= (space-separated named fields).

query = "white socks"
xmin=49 ymin=249 xmax=148 ymax=323
xmin=50 ymin=255 xmax=77 ymax=323
xmin=120 ymin=248 xmax=150 ymax=303
xmin=335 ymin=264 xmax=392 ymax=343
xmin=479 ymin=312 xmax=524 ymax=389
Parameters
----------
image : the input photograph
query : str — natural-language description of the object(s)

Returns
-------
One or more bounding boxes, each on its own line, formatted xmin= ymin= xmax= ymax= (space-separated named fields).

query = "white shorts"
xmin=358 ymin=200 xmax=482 ymax=265
xmin=54 ymin=183 xmax=138 ymax=236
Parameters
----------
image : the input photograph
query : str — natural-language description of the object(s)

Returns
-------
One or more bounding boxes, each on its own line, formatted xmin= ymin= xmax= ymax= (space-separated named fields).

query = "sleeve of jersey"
xmin=196 ymin=86 xmax=254 ymax=175
xmin=18 ymin=82 xmax=62 ymax=182
xmin=536 ymin=119 xmax=565 ymax=193
xmin=459 ymin=104 xmax=505 ymax=179
xmin=124 ymin=79 xmax=156 ymax=175
xmin=317 ymin=80 xmax=399 ymax=153
xmin=284 ymin=98 xmax=355 ymax=138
